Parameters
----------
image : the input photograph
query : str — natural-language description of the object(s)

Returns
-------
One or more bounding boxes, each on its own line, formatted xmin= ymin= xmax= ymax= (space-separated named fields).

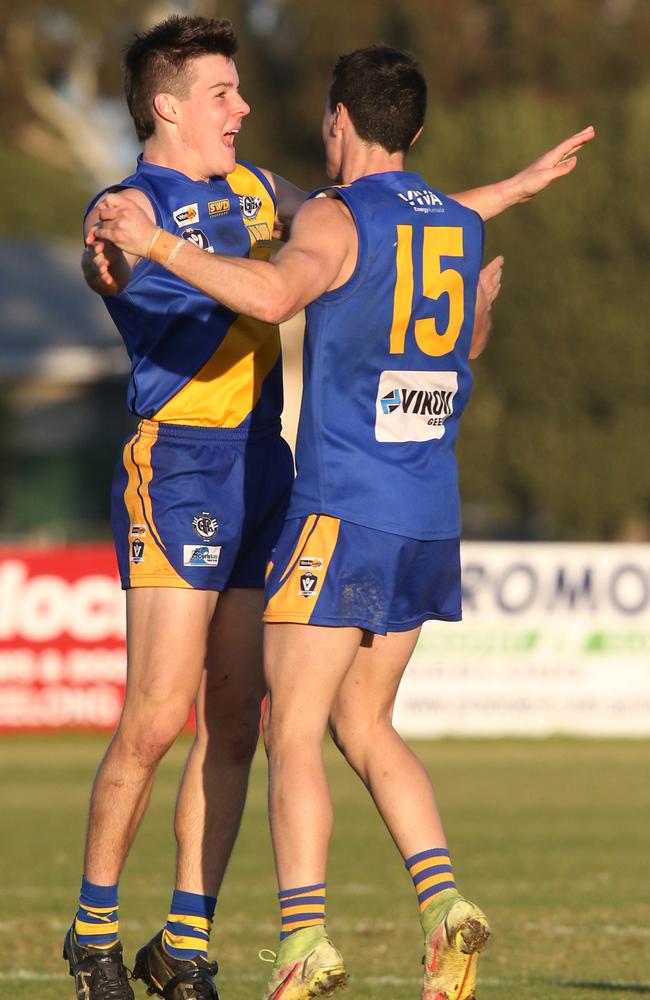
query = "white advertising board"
xmin=394 ymin=543 xmax=650 ymax=737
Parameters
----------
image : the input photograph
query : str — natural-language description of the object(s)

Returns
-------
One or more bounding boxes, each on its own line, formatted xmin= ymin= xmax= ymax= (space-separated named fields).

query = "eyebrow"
xmin=208 ymin=81 xmax=237 ymax=90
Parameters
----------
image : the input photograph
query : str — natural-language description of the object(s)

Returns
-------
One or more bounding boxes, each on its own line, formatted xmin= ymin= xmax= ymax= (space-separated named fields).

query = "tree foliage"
xmin=1 ymin=0 xmax=648 ymax=538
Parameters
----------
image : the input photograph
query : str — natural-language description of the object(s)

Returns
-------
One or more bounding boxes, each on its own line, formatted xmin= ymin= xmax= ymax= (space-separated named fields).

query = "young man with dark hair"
xmin=94 ymin=39 xmax=593 ymax=1000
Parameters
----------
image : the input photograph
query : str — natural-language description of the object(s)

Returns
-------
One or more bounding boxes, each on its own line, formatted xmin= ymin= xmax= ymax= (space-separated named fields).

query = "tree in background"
xmin=1 ymin=0 xmax=648 ymax=539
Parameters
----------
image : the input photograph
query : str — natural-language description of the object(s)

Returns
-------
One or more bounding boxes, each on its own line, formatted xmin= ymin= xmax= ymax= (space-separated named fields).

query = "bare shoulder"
xmin=294 ymin=192 xmax=355 ymax=235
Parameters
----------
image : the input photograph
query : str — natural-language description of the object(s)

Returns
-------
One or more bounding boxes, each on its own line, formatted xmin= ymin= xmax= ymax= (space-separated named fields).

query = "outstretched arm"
xmin=451 ymin=126 xmax=595 ymax=221
xmin=93 ymin=192 xmax=354 ymax=324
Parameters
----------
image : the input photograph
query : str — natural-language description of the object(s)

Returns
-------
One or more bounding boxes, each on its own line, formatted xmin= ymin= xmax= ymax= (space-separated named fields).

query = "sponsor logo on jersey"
xmin=375 ymin=370 xmax=458 ymax=442
xmin=129 ymin=524 xmax=146 ymax=536
xmin=397 ymin=189 xmax=444 ymax=214
xmin=130 ymin=539 xmax=145 ymax=563
xmin=239 ymin=194 xmax=262 ymax=220
xmin=208 ymin=198 xmax=230 ymax=217
xmin=299 ymin=571 xmax=318 ymax=597
xmin=173 ymin=203 xmax=200 ymax=226
xmin=299 ymin=557 xmax=323 ymax=570
xmin=192 ymin=512 xmax=218 ymax=541
xmin=181 ymin=228 xmax=214 ymax=252
xmin=183 ymin=545 xmax=221 ymax=567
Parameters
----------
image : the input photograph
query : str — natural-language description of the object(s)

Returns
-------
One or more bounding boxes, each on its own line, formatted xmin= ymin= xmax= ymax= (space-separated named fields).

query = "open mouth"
xmin=223 ymin=129 xmax=240 ymax=147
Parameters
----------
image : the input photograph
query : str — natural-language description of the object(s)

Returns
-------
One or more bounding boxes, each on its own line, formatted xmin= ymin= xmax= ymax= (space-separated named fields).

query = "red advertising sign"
xmin=0 ymin=546 xmax=127 ymax=730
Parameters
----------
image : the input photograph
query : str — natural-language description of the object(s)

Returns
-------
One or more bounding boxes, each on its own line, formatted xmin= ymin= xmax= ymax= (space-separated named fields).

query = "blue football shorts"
xmin=263 ymin=513 xmax=461 ymax=634
xmin=112 ymin=419 xmax=294 ymax=590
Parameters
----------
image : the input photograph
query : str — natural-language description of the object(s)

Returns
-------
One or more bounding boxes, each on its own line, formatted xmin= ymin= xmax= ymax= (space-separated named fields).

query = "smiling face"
xmin=172 ymin=53 xmax=250 ymax=179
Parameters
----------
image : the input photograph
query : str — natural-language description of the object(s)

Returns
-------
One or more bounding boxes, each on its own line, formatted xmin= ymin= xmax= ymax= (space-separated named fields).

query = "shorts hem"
xmin=122 ymin=575 xmax=215 ymax=591
xmin=263 ymin=609 xmax=461 ymax=634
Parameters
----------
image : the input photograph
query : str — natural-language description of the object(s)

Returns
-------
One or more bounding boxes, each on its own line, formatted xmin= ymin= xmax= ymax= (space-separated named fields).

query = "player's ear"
xmin=153 ymin=92 xmax=178 ymax=126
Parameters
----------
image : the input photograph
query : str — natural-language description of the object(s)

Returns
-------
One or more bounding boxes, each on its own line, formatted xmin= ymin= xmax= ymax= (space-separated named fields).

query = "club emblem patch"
xmin=192 ymin=512 xmax=218 ymax=541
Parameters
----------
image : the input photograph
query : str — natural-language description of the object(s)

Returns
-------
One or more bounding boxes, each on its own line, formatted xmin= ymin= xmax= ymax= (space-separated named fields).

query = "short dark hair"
xmin=124 ymin=15 xmax=238 ymax=142
xmin=328 ymin=45 xmax=427 ymax=154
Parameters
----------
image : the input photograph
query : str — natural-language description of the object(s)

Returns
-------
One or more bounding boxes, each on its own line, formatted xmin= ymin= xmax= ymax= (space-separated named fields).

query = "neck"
xmin=142 ymin=137 xmax=212 ymax=183
xmin=339 ymin=144 xmax=406 ymax=185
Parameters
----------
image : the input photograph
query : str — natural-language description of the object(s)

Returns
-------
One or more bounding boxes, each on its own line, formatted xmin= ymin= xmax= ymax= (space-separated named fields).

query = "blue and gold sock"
xmin=162 ymin=890 xmax=216 ymax=960
xmin=279 ymin=883 xmax=327 ymax=941
xmin=74 ymin=878 xmax=119 ymax=949
xmin=406 ymin=848 xmax=457 ymax=913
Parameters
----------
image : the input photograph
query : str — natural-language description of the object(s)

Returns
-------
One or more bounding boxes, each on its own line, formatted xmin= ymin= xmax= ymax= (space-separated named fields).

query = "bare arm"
xmin=470 ymin=255 xmax=504 ymax=360
xmin=261 ymin=169 xmax=307 ymax=241
xmin=93 ymin=192 xmax=354 ymax=324
xmin=82 ymin=188 xmax=155 ymax=295
xmin=450 ymin=126 xmax=595 ymax=221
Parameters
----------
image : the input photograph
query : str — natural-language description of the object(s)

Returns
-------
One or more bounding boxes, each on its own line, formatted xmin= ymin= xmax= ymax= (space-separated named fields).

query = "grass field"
xmin=1 ymin=734 xmax=649 ymax=999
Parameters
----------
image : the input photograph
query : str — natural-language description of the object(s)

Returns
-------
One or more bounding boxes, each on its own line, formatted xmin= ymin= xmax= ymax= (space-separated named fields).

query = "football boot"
xmin=421 ymin=894 xmax=491 ymax=1000
xmin=133 ymin=930 xmax=218 ymax=1000
xmin=260 ymin=926 xmax=347 ymax=1000
xmin=63 ymin=924 xmax=134 ymax=1000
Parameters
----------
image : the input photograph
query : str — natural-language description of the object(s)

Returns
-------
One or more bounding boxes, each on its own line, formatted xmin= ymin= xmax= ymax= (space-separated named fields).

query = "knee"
xmin=329 ymin=707 xmax=384 ymax=771
xmin=118 ymin=698 xmax=191 ymax=767
xmin=202 ymin=688 xmax=264 ymax=765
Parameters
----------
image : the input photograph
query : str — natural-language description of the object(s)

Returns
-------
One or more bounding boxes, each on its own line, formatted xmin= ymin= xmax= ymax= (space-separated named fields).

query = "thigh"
xmin=122 ymin=586 xmax=219 ymax=718
xmin=198 ymin=588 xmax=266 ymax=729
xmin=264 ymin=622 xmax=363 ymax=736
xmin=331 ymin=627 xmax=422 ymax=730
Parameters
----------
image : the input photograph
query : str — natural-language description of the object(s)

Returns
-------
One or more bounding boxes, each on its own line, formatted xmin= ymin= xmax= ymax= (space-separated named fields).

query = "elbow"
xmin=258 ymin=291 xmax=297 ymax=326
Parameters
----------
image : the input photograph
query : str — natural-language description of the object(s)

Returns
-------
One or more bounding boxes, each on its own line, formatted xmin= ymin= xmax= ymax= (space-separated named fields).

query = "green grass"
xmin=1 ymin=735 xmax=649 ymax=999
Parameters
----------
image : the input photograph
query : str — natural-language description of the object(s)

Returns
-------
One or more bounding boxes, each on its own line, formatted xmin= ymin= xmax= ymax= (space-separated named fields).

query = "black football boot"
xmin=133 ymin=930 xmax=219 ymax=1000
xmin=63 ymin=924 xmax=135 ymax=1000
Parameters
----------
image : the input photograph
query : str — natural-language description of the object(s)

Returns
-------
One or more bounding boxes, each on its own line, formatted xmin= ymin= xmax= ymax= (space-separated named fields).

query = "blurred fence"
xmin=1 ymin=542 xmax=648 ymax=735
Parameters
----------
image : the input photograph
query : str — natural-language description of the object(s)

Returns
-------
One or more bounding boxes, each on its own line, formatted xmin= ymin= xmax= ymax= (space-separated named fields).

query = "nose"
xmin=237 ymin=93 xmax=251 ymax=118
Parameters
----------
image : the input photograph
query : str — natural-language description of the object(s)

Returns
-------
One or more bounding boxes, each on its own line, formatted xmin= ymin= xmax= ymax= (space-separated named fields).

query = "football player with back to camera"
xmin=87 ymin=26 xmax=594 ymax=1000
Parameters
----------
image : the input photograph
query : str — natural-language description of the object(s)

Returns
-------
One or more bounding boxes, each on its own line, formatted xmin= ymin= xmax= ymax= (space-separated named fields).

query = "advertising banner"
xmin=1 ymin=543 xmax=648 ymax=735
xmin=0 ymin=547 xmax=126 ymax=730
xmin=394 ymin=543 xmax=650 ymax=737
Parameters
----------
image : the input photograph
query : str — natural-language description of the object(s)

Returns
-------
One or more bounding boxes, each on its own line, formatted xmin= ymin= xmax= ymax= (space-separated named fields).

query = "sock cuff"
xmin=278 ymin=883 xmax=326 ymax=900
xmin=169 ymin=889 xmax=217 ymax=920
xmin=405 ymin=848 xmax=451 ymax=871
xmin=80 ymin=878 xmax=119 ymax=908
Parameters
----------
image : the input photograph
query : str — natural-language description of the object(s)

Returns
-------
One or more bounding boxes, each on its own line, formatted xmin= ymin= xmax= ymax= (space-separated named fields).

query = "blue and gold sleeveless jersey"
xmin=88 ymin=157 xmax=282 ymax=431
xmin=288 ymin=171 xmax=484 ymax=539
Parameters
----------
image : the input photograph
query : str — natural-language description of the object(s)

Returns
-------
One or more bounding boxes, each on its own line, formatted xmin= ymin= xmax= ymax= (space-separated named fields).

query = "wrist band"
xmin=147 ymin=227 xmax=185 ymax=267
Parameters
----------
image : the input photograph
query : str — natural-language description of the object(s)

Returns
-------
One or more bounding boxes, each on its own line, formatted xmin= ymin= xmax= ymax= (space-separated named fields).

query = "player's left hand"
xmin=470 ymin=255 xmax=504 ymax=360
xmin=510 ymin=125 xmax=595 ymax=203
xmin=93 ymin=193 xmax=157 ymax=259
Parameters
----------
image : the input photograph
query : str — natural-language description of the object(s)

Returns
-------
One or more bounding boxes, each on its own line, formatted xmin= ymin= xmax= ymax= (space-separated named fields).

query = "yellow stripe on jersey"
xmin=264 ymin=515 xmax=341 ymax=623
xmin=154 ymin=164 xmax=281 ymax=428
xmin=123 ymin=424 xmax=190 ymax=588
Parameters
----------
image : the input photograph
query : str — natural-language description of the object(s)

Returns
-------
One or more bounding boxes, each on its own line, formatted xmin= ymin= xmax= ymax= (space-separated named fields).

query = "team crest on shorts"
xmin=192 ymin=512 xmax=218 ymax=541
xmin=299 ymin=572 xmax=318 ymax=598
xmin=130 ymin=538 xmax=145 ymax=563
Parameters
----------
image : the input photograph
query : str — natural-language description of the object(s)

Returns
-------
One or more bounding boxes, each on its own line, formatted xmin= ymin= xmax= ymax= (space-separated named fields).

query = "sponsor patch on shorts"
xmin=183 ymin=544 xmax=221 ymax=567
xmin=375 ymin=370 xmax=458 ymax=442
xmin=299 ymin=556 xmax=323 ymax=569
